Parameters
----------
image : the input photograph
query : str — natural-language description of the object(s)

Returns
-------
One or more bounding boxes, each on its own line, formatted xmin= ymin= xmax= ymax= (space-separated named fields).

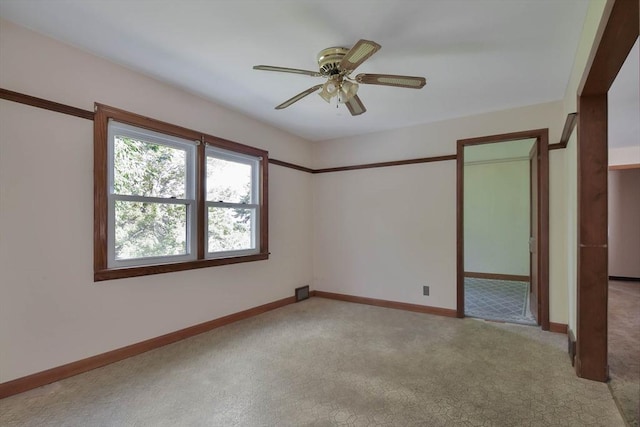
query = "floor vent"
xmin=295 ymin=285 xmax=310 ymax=302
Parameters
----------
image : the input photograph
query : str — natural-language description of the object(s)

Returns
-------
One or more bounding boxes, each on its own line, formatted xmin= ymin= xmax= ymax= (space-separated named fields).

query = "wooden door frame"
xmin=575 ymin=0 xmax=639 ymax=382
xmin=456 ymin=129 xmax=550 ymax=331
xmin=529 ymin=142 xmax=540 ymax=323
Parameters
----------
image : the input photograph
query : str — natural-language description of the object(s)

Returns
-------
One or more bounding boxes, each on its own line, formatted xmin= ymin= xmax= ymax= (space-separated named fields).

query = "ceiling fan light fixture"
xmin=317 ymin=47 xmax=349 ymax=76
xmin=338 ymin=80 xmax=359 ymax=104
xmin=319 ymin=90 xmax=332 ymax=103
xmin=319 ymin=79 xmax=339 ymax=102
xmin=254 ymin=39 xmax=426 ymax=116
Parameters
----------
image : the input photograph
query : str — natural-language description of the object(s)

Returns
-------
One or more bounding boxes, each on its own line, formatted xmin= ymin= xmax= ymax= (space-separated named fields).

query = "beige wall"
xmin=0 ymin=20 xmax=314 ymax=382
xmin=559 ymin=0 xmax=608 ymax=333
xmin=610 ymin=146 xmax=640 ymax=166
xmin=608 ymin=169 xmax=640 ymax=278
xmin=312 ymin=102 xmax=563 ymax=169
xmin=313 ymin=161 xmax=457 ymax=308
xmin=464 ymin=159 xmax=530 ymax=276
xmin=2 ymin=0 xmax=612 ymax=382
xmin=312 ymin=101 xmax=565 ymax=314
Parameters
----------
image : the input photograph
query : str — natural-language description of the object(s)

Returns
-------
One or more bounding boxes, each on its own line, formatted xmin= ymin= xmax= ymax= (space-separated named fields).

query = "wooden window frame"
xmin=94 ymin=104 xmax=269 ymax=281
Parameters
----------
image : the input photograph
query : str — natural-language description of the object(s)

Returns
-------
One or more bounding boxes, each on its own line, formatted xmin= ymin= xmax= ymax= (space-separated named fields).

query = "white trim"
xmin=109 ymin=121 xmax=197 ymax=150
xmin=113 ymin=194 xmax=194 ymax=204
xmin=204 ymin=204 xmax=260 ymax=257
xmin=106 ymin=121 xmax=197 ymax=268
xmin=204 ymin=147 xmax=261 ymax=257
xmin=206 ymin=203 xmax=258 ymax=210
xmin=206 ymin=145 xmax=259 ymax=164
xmin=208 ymin=248 xmax=260 ymax=259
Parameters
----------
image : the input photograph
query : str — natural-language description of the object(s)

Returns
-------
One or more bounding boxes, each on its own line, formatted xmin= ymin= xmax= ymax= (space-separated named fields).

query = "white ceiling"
xmin=0 ymin=0 xmax=591 ymax=142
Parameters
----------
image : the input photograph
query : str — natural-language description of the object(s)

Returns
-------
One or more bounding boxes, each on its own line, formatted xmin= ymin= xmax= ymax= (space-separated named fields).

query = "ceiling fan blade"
xmin=345 ymin=94 xmax=366 ymax=116
xmin=355 ymin=73 xmax=426 ymax=89
xmin=254 ymin=65 xmax=322 ymax=78
xmin=275 ymin=84 xmax=324 ymax=110
xmin=339 ymin=39 xmax=381 ymax=72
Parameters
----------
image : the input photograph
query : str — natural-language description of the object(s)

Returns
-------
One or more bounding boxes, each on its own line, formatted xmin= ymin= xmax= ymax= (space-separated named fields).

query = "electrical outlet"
xmin=423 ymin=285 xmax=429 ymax=296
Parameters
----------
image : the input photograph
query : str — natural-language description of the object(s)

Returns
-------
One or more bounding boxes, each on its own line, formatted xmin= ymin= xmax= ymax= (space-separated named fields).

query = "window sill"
xmin=94 ymin=252 xmax=269 ymax=282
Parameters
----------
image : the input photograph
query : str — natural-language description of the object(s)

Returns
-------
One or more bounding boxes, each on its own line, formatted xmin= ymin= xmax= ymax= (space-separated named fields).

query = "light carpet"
xmin=0 ymin=297 xmax=625 ymax=426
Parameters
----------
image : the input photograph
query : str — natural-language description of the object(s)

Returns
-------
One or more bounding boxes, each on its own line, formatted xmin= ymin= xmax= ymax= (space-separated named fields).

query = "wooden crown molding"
xmin=0 ymin=88 xmax=94 ymax=120
xmin=2 ymin=87 xmax=459 ymax=174
xmin=5 ymin=87 xmax=576 ymax=173
xmin=2 ymin=87 xmax=578 ymax=176
xmin=312 ymin=155 xmax=457 ymax=173
xmin=268 ymin=158 xmax=314 ymax=173
xmin=549 ymin=112 xmax=578 ymax=150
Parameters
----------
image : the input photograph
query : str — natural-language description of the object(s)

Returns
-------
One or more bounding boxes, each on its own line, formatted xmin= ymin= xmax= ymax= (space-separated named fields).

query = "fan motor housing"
xmin=317 ymin=47 xmax=348 ymax=75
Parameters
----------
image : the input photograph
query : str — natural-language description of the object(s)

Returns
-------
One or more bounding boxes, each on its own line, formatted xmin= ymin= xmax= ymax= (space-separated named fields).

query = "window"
xmin=206 ymin=148 xmax=260 ymax=257
xmin=94 ymin=104 xmax=268 ymax=281
xmin=108 ymin=122 xmax=197 ymax=267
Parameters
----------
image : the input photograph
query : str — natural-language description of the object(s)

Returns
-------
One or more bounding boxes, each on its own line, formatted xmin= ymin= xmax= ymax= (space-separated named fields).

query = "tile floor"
xmin=465 ymin=277 xmax=537 ymax=325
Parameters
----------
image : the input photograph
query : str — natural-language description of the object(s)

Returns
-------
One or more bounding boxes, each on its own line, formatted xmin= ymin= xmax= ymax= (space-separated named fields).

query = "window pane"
xmin=208 ymin=207 xmax=255 ymax=253
xmin=114 ymin=136 xmax=187 ymax=198
xmin=115 ymin=201 xmax=188 ymax=260
xmin=207 ymin=157 xmax=252 ymax=203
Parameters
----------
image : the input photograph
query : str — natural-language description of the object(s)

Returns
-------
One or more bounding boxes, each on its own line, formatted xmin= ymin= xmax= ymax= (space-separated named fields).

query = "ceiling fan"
xmin=253 ymin=39 xmax=426 ymax=116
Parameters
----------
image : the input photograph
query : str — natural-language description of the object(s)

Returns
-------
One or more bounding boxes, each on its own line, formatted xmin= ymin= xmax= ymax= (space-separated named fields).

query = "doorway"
xmin=456 ymin=129 xmax=549 ymax=330
xmin=462 ymin=138 xmax=537 ymax=325
xmin=607 ymin=165 xmax=640 ymax=425
xmin=604 ymin=35 xmax=639 ymax=426
xmin=575 ymin=0 xmax=638 ymax=383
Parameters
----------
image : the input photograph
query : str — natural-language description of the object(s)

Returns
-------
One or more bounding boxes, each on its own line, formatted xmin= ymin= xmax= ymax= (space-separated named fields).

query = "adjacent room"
xmin=606 ymin=37 xmax=640 ymax=427
xmin=462 ymin=138 xmax=537 ymax=325
xmin=0 ymin=0 xmax=638 ymax=425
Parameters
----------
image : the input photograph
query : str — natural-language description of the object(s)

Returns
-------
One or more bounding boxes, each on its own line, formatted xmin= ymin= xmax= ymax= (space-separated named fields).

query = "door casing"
xmin=456 ymin=129 xmax=550 ymax=331
xmin=529 ymin=142 xmax=540 ymax=323
xmin=574 ymin=0 xmax=638 ymax=382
